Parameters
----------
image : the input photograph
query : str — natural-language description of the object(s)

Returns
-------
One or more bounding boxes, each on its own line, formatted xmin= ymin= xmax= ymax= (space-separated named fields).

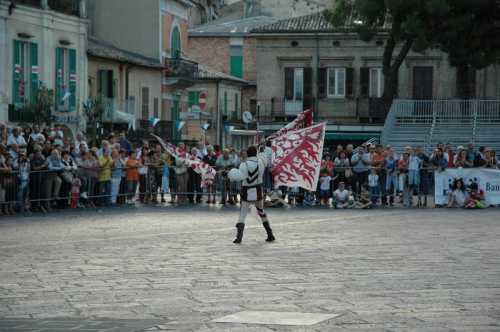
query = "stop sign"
xmin=199 ymin=91 xmax=207 ymax=111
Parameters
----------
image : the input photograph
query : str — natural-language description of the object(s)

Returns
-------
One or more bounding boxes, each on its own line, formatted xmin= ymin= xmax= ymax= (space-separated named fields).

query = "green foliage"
xmin=30 ymin=86 xmax=54 ymax=126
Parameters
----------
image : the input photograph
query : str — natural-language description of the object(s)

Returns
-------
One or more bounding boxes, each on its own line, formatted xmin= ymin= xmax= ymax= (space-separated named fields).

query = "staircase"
xmin=382 ymin=99 xmax=500 ymax=154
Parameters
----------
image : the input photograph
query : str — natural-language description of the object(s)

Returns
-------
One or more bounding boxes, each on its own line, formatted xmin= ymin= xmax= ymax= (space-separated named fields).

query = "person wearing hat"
xmin=232 ymin=145 xmax=275 ymax=244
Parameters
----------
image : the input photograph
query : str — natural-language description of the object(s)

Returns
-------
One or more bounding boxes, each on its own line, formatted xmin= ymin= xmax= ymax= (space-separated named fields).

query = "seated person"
xmin=465 ymin=182 xmax=486 ymax=209
xmin=287 ymin=186 xmax=300 ymax=205
xmin=303 ymin=191 xmax=317 ymax=206
xmin=265 ymin=190 xmax=287 ymax=208
xmin=333 ymin=181 xmax=353 ymax=209
xmin=354 ymin=185 xmax=373 ymax=209
xmin=447 ymin=178 xmax=467 ymax=208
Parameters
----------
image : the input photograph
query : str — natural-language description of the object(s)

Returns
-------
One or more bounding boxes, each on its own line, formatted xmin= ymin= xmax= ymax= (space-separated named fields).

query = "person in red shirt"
xmin=445 ymin=143 xmax=455 ymax=168
xmin=321 ymin=154 xmax=334 ymax=176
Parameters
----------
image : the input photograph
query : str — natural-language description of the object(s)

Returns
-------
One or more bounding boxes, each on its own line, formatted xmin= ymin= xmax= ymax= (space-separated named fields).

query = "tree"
xmin=83 ymin=98 xmax=105 ymax=145
xmin=324 ymin=0 xmax=500 ymax=105
xmin=32 ymin=86 xmax=54 ymax=127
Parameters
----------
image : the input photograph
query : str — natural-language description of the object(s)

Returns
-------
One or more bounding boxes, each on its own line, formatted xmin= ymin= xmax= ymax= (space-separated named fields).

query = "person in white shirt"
xmin=29 ymin=126 xmax=45 ymax=144
xmin=407 ymin=149 xmax=422 ymax=206
xmin=368 ymin=167 xmax=380 ymax=205
xmin=319 ymin=171 xmax=332 ymax=206
xmin=334 ymin=182 xmax=352 ymax=209
xmin=7 ymin=127 xmax=27 ymax=147
xmin=232 ymin=145 xmax=275 ymax=244
xmin=447 ymin=178 xmax=468 ymax=208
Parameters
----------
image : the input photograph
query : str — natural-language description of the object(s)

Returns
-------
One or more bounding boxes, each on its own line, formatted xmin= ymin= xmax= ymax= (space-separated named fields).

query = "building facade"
xmin=87 ymin=37 xmax=163 ymax=134
xmin=0 ymin=0 xmax=88 ymax=134
xmin=252 ymin=13 xmax=500 ymax=144
xmin=189 ymin=16 xmax=276 ymax=134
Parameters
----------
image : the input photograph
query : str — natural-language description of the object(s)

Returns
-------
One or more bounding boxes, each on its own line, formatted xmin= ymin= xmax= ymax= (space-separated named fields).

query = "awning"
xmin=326 ymin=132 xmax=381 ymax=141
xmin=230 ymin=129 xmax=264 ymax=136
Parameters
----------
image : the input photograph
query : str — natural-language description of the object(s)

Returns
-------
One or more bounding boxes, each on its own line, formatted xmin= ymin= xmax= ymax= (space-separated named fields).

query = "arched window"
xmin=171 ymin=26 xmax=181 ymax=59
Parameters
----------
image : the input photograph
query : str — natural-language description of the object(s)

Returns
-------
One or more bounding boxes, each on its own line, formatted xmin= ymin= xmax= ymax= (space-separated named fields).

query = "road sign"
xmin=242 ymin=111 xmax=253 ymax=124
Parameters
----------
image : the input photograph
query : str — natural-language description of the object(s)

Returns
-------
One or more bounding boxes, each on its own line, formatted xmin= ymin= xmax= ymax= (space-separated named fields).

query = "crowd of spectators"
xmin=0 ymin=122 xmax=498 ymax=216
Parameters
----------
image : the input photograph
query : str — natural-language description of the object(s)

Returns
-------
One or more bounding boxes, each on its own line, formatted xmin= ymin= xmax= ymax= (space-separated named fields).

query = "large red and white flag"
xmin=267 ymin=108 xmax=314 ymax=141
xmin=271 ymin=123 xmax=326 ymax=191
xmin=152 ymin=134 xmax=216 ymax=188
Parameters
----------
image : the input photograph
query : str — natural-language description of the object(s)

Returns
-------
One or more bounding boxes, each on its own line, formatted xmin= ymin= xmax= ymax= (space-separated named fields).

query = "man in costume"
xmin=233 ymin=145 xmax=275 ymax=244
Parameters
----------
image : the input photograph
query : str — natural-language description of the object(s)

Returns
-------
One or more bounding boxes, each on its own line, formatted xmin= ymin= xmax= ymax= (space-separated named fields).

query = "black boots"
xmin=263 ymin=221 xmax=275 ymax=242
xmin=233 ymin=223 xmax=245 ymax=244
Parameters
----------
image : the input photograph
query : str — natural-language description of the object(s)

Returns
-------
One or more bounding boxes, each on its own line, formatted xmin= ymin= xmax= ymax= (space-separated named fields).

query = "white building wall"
xmin=0 ymin=15 xmax=7 ymax=124
xmin=0 ymin=2 xmax=88 ymax=132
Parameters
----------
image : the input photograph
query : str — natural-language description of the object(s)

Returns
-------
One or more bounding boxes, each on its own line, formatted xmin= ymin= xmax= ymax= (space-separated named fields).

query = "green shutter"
xmin=188 ymin=91 xmax=200 ymax=108
xmin=230 ymin=56 xmax=243 ymax=78
xmin=13 ymin=40 xmax=22 ymax=105
xmin=30 ymin=42 xmax=39 ymax=104
xmin=69 ymin=49 xmax=77 ymax=111
xmin=171 ymin=27 xmax=181 ymax=59
xmin=55 ymin=47 xmax=64 ymax=108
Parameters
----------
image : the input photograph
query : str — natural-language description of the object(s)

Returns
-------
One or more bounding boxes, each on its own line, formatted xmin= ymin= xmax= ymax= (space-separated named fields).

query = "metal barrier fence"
xmin=0 ymin=163 xmax=474 ymax=215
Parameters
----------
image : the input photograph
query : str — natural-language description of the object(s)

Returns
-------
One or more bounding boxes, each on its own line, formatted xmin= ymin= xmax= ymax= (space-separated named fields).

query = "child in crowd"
xmin=17 ymin=152 xmax=30 ymax=212
xmin=334 ymin=181 xmax=352 ymax=209
xmin=354 ymin=185 xmax=372 ymax=209
xmin=70 ymin=176 xmax=82 ymax=209
xmin=465 ymin=182 xmax=485 ymax=209
xmin=398 ymin=150 xmax=410 ymax=206
xmin=368 ymin=167 xmax=380 ymax=206
xmin=126 ymin=150 xmax=140 ymax=203
xmin=303 ymin=190 xmax=317 ymax=206
xmin=385 ymin=150 xmax=398 ymax=206
xmin=447 ymin=178 xmax=467 ymax=208
xmin=319 ymin=170 xmax=332 ymax=206
xmin=408 ymin=148 xmax=422 ymax=207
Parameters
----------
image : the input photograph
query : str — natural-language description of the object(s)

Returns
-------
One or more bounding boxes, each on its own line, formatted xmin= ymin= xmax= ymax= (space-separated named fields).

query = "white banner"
xmin=434 ymin=168 xmax=500 ymax=205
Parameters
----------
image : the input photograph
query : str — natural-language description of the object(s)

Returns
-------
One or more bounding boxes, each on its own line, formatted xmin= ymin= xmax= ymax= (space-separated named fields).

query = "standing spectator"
xmin=466 ymin=143 xmax=476 ymax=163
xmin=319 ymin=170 xmax=332 ymax=206
xmin=474 ymin=147 xmax=487 ymax=167
xmin=321 ymin=154 xmax=334 ymax=176
xmin=368 ymin=167 xmax=380 ymax=206
xmin=0 ymin=152 xmax=15 ymax=215
xmin=29 ymin=126 xmax=46 ymax=146
xmin=110 ymin=148 xmax=124 ymax=205
xmin=444 ymin=143 xmax=455 ymax=168
xmin=455 ymin=148 xmax=472 ymax=168
xmin=351 ymin=148 xmax=370 ymax=198
xmin=174 ymin=153 xmax=189 ymax=204
xmin=60 ymin=151 xmax=78 ymax=208
xmin=216 ymin=149 xmax=235 ymax=205
xmin=203 ymin=146 xmax=217 ymax=204
xmin=119 ymin=132 xmax=132 ymax=153
xmin=332 ymin=145 xmax=343 ymax=160
xmin=125 ymin=151 xmax=140 ymax=203
xmin=372 ymin=144 xmax=386 ymax=205
xmin=430 ymin=148 xmax=448 ymax=171
xmin=29 ymin=145 xmax=47 ymax=212
xmin=16 ymin=151 xmax=30 ymax=212
xmin=408 ymin=148 xmax=422 ymax=207
xmin=138 ymin=147 xmax=150 ymax=203
xmin=334 ymin=151 xmax=350 ymax=188
xmin=397 ymin=150 xmax=409 ymax=206
xmin=187 ymin=147 xmax=202 ymax=204
xmin=44 ymin=149 xmax=63 ymax=211
xmin=74 ymin=132 xmax=87 ymax=156
xmin=416 ymin=146 xmax=430 ymax=207
xmin=98 ymin=148 xmax=113 ymax=206
xmin=345 ymin=144 xmax=354 ymax=159
xmin=485 ymin=149 xmax=498 ymax=169
xmin=385 ymin=149 xmax=398 ymax=206
xmin=78 ymin=151 xmax=98 ymax=207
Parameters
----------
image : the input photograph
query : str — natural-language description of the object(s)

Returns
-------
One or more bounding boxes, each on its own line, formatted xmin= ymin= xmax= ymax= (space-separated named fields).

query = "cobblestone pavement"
xmin=0 ymin=206 xmax=499 ymax=331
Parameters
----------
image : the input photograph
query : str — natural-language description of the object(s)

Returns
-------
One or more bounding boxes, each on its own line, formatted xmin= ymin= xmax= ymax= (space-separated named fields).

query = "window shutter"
xmin=55 ymin=47 xmax=64 ymax=108
xmin=97 ymin=70 xmax=104 ymax=97
xmin=69 ymin=49 xmax=77 ymax=111
xmin=30 ymin=43 xmax=39 ymax=104
xmin=188 ymin=91 xmax=200 ymax=108
xmin=303 ymin=67 xmax=313 ymax=109
xmin=106 ymin=70 xmax=113 ymax=98
xmin=230 ymin=56 xmax=243 ymax=78
xmin=346 ymin=67 xmax=354 ymax=98
xmin=13 ymin=40 xmax=22 ymax=105
xmin=360 ymin=67 xmax=369 ymax=98
xmin=318 ymin=67 xmax=327 ymax=99
xmin=284 ymin=67 xmax=294 ymax=100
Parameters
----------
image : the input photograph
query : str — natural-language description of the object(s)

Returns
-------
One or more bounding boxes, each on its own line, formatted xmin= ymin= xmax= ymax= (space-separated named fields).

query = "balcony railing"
xmin=48 ymin=0 xmax=80 ymax=17
xmin=101 ymin=98 xmax=136 ymax=122
xmin=254 ymin=97 xmax=390 ymax=124
xmin=164 ymin=58 xmax=199 ymax=80
xmin=13 ymin=0 xmax=82 ymax=17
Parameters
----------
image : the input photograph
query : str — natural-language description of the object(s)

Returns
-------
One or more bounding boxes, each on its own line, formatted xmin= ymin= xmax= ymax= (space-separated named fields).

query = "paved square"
xmin=0 ymin=206 xmax=499 ymax=331
xmin=213 ymin=310 xmax=339 ymax=325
